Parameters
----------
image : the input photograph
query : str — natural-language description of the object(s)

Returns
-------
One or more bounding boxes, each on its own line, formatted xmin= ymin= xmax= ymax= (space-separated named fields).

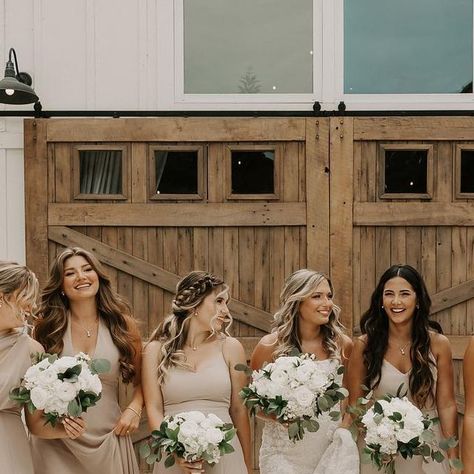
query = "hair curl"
xmin=148 ymin=271 xmax=231 ymax=382
xmin=272 ymin=269 xmax=346 ymax=360
xmin=34 ymin=247 xmax=141 ymax=384
xmin=0 ymin=261 xmax=39 ymax=314
xmin=360 ymin=264 xmax=442 ymax=408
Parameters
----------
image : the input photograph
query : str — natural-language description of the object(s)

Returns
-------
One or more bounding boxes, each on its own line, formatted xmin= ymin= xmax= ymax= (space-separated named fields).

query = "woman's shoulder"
xmin=27 ymin=336 xmax=44 ymax=355
xmin=428 ymin=331 xmax=451 ymax=358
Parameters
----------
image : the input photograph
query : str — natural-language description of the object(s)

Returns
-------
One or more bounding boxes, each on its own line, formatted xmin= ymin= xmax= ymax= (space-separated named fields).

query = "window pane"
xmin=345 ymin=0 xmax=473 ymax=94
xmin=231 ymin=151 xmax=274 ymax=194
xmin=384 ymin=150 xmax=428 ymax=194
xmin=461 ymin=150 xmax=474 ymax=193
xmin=184 ymin=0 xmax=313 ymax=94
xmin=79 ymin=150 xmax=122 ymax=194
xmin=155 ymin=151 xmax=198 ymax=195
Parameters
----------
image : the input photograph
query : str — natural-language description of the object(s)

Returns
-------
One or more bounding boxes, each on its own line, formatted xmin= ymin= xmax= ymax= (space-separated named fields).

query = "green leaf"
xmin=220 ymin=442 xmax=235 ymax=454
xmin=90 ymin=358 xmax=111 ymax=375
xmin=336 ymin=365 xmax=345 ymax=375
xmin=164 ymin=455 xmax=175 ymax=468
xmin=139 ymin=442 xmax=151 ymax=459
xmin=432 ymin=450 xmax=445 ymax=463
xmin=67 ymin=398 xmax=82 ymax=417
xmin=304 ymin=419 xmax=320 ymax=432
xmin=449 ymin=458 xmax=464 ymax=470
xmin=373 ymin=401 xmax=383 ymax=415
xmin=318 ymin=395 xmax=330 ymax=412
xmin=288 ymin=421 xmax=300 ymax=440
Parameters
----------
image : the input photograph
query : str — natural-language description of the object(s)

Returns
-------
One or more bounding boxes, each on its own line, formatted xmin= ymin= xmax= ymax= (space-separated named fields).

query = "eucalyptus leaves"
xmin=237 ymin=353 xmax=347 ymax=442
xmin=9 ymin=352 xmax=110 ymax=426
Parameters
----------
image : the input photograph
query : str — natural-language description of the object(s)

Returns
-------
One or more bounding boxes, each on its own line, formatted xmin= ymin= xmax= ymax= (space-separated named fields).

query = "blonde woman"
xmin=250 ymin=269 xmax=353 ymax=474
xmin=32 ymin=247 xmax=142 ymax=474
xmin=462 ymin=337 xmax=474 ymax=471
xmin=142 ymin=271 xmax=252 ymax=474
xmin=0 ymin=261 xmax=87 ymax=474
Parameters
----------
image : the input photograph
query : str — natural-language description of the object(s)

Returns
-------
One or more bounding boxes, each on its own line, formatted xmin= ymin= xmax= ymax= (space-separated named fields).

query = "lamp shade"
xmin=0 ymin=60 xmax=38 ymax=105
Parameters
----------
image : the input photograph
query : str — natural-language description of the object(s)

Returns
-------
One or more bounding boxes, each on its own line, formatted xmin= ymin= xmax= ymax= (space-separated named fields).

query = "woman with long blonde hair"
xmin=142 ymin=270 xmax=252 ymax=474
xmin=31 ymin=247 xmax=142 ymax=474
xmin=250 ymin=269 xmax=353 ymax=474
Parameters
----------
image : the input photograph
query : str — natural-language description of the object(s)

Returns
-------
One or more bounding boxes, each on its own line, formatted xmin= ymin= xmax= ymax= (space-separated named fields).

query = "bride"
xmin=250 ymin=269 xmax=353 ymax=474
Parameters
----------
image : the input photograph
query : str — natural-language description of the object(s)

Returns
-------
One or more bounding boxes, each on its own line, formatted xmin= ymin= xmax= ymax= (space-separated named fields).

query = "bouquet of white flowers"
xmin=238 ymin=353 xmax=347 ymax=442
xmin=140 ymin=411 xmax=236 ymax=468
xmin=10 ymin=352 xmax=110 ymax=426
xmin=358 ymin=393 xmax=461 ymax=473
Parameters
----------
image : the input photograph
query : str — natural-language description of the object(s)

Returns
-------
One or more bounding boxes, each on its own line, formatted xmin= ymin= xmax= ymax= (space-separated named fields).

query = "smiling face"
xmin=194 ymin=286 xmax=231 ymax=332
xmin=298 ymin=279 xmax=334 ymax=327
xmin=62 ymin=255 xmax=100 ymax=302
xmin=382 ymin=276 xmax=417 ymax=326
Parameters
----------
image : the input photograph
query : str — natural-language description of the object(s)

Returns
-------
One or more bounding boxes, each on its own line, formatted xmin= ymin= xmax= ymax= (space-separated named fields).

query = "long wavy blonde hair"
xmin=34 ymin=247 xmax=142 ymax=384
xmin=148 ymin=271 xmax=232 ymax=382
xmin=0 ymin=261 xmax=39 ymax=315
xmin=273 ymin=269 xmax=345 ymax=359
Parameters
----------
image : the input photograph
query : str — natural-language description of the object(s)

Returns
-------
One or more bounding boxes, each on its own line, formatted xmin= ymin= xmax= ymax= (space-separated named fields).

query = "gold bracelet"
xmin=125 ymin=406 xmax=142 ymax=418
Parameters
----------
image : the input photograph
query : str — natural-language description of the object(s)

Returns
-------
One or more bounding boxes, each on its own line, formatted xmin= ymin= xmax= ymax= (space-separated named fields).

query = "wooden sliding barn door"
xmin=24 ymin=117 xmax=330 ymax=473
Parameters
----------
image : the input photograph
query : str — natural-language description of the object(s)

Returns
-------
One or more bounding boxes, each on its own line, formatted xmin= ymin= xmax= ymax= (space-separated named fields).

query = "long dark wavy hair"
xmin=360 ymin=264 xmax=442 ymax=408
xmin=34 ymin=247 xmax=141 ymax=384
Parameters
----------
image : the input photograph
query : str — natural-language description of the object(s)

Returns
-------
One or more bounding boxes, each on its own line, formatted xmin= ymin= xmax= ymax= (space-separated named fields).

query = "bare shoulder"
xmin=143 ymin=339 xmax=163 ymax=357
xmin=429 ymin=331 xmax=451 ymax=357
xmin=28 ymin=337 xmax=44 ymax=354
xmin=339 ymin=334 xmax=354 ymax=360
xmin=258 ymin=332 xmax=278 ymax=347
xmin=350 ymin=335 xmax=367 ymax=355
xmin=222 ymin=335 xmax=244 ymax=352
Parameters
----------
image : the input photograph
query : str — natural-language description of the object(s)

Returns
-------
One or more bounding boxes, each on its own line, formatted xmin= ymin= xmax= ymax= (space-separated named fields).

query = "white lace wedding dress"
xmin=259 ymin=359 xmax=346 ymax=474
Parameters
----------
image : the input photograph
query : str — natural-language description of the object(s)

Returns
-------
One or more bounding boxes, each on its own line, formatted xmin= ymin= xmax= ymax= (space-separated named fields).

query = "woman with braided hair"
xmin=142 ymin=271 xmax=251 ymax=474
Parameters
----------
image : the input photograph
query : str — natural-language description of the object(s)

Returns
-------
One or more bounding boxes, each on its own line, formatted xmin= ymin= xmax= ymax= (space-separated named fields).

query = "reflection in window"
xmin=79 ymin=150 xmax=122 ymax=194
xmin=384 ymin=150 xmax=427 ymax=194
xmin=461 ymin=150 xmax=474 ymax=193
xmin=231 ymin=151 xmax=274 ymax=194
xmin=344 ymin=0 xmax=473 ymax=94
xmin=184 ymin=0 xmax=313 ymax=94
xmin=155 ymin=151 xmax=198 ymax=194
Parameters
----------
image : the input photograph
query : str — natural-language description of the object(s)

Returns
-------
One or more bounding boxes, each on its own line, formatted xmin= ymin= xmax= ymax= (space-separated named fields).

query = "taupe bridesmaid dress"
xmin=359 ymin=359 xmax=449 ymax=474
xmin=153 ymin=341 xmax=247 ymax=473
xmin=0 ymin=328 xmax=35 ymax=474
xmin=31 ymin=318 xmax=139 ymax=474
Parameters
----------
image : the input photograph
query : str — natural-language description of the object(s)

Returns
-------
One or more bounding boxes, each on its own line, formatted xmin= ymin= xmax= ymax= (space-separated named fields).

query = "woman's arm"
xmin=463 ymin=337 xmax=474 ymax=471
xmin=342 ymin=336 xmax=367 ymax=428
xmin=433 ymin=334 xmax=459 ymax=464
xmin=339 ymin=334 xmax=354 ymax=418
xmin=224 ymin=337 xmax=253 ymax=474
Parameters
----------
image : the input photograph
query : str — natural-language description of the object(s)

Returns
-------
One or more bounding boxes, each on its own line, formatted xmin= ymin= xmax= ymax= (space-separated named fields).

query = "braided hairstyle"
xmin=148 ymin=271 xmax=229 ymax=381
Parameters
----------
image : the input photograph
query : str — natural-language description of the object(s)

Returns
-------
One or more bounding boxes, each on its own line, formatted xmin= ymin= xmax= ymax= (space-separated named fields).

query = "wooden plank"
xmin=192 ymin=228 xmax=209 ymax=271
xmin=358 ymin=227 xmax=376 ymax=328
xmin=177 ymin=227 xmax=193 ymax=275
xmin=147 ymin=227 xmax=163 ymax=336
xmin=436 ymin=226 xmax=452 ymax=331
xmin=390 ymin=227 xmax=406 ymax=264
xmin=451 ymin=227 xmax=467 ymax=334
xmin=431 ymin=278 xmax=474 ymax=314
xmin=270 ymin=227 xmax=285 ymax=314
xmin=329 ymin=117 xmax=353 ymax=331
xmin=162 ymin=227 xmax=178 ymax=321
xmin=49 ymin=225 xmax=272 ymax=332
xmin=54 ymin=143 xmax=72 ymax=203
xmin=447 ymin=335 xmax=471 ymax=360
xmin=239 ymin=228 xmax=255 ymax=337
xmin=48 ymin=202 xmax=307 ymax=226
xmin=406 ymin=227 xmax=422 ymax=272
xmin=354 ymin=117 xmax=474 ymax=141
xmin=131 ymin=143 xmax=147 ymax=203
xmin=46 ymin=118 xmax=306 ymax=142
xmin=354 ymin=202 xmax=474 ymax=226
xmin=305 ymin=118 xmax=330 ymax=273
xmin=254 ymin=228 xmax=270 ymax=313
xmin=24 ymin=120 xmax=49 ymax=286
xmin=132 ymin=227 xmax=149 ymax=333
xmin=352 ymin=227 xmax=361 ymax=329
xmin=375 ymin=227 xmax=391 ymax=281
xmin=467 ymin=228 xmax=474 ymax=335
xmin=117 ymin=227 xmax=134 ymax=307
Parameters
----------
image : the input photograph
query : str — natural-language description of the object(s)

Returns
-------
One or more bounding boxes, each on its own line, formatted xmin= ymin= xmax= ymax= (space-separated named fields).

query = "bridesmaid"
xmin=32 ymin=247 xmax=143 ymax=474
xmin=347 ymin=264 xmax=458 ymax=474
xmin=0 ymin=261 xmax=85 ymax=474
xmin=250 ymin=269 xmax=353 ymax=474
xmin=462 ymin=337 xmax=474 ymax=471
xmin=142 ymin=271 xmax=252 ymax=474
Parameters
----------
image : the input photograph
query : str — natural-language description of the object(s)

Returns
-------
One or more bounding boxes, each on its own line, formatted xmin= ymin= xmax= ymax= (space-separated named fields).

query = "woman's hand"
xmin=62 ymin=417 xmax=86 ymax=439
xmin=114 ymin=407 xmax=141 ymax=436
xmin=175 ymin=457 xmax=205 ymax=474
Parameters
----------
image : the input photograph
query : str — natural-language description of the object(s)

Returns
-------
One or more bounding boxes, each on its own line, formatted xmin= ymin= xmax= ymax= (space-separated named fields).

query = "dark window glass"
xmin=79 ymin=150 xmax=122 ymax=194
xmin=461 ymin=150 xmax=474 ymax=193
xmin=231 ymin=151 xmax=274 ymax=194
xmin=155 ymin=150 xmax=198 ymax=194
xmin=384 ymin=150 xmax=427 ymax=194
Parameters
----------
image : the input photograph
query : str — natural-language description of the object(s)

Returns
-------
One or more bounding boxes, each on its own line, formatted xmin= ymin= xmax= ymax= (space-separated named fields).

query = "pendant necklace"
xmin=72 ymin=317 xmax=98 ymax=338
xmin=398 ymin=341 xmax=411 ymax=356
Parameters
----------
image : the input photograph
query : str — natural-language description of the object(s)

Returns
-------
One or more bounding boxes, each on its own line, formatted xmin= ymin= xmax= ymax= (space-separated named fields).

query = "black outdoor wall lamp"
xmin=0 ymin=48 xmax=39 ymax=105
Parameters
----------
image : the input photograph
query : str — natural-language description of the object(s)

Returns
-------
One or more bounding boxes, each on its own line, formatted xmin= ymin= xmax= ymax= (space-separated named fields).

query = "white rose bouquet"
xmin=356 ymin=392 xmax=461 ymax=473
xmin=10 ymin=352 xmax=110 ymax=426
xmin=237 ymin=353 xmax=348 ymax=442
xmin=140 ymin=411 xmax=236 ymax=468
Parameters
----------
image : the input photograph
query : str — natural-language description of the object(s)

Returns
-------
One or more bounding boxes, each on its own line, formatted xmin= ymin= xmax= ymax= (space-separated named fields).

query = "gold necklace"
xmin=72 ymin=317 xmax=98 ymax=338
xmin=390 ymin=339 xmax=411 ymax=356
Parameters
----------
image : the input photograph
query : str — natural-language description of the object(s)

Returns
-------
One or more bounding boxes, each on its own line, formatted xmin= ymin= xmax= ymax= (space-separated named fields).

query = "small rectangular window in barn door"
xmin=226 ymin=145 xmax=280 ymax=200
xmin=455 ymin=146 xmax=474 ymax=198
xmin=73 ymin=145 xmax=128 ymax=200
xmin=149 ymin=146 xmax=205 ymax=200
xmin=379 ymin=144 xmax=433 ymax=200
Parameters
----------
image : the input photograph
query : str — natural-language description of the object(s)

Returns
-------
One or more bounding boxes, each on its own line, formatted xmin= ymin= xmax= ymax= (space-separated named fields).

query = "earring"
xmin=0 ymin=297 xmax=3 ymax=308
xmin=381 ymin=305 xmax=384 ymax=309
xmin=61 ymin=291 xmax=65 ymax=296
xmin=416 ymin=304 xmax=419 ymax=309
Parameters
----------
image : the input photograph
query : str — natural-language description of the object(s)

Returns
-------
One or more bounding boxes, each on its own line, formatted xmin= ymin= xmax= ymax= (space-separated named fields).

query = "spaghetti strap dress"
xmin=359 ymin=359 xmax=449 ymax=474
xmin=31 ymin=318 xmax=139 ymax=474
xmin=153 ymin=342 xmax=247 ymax=473
xmin=0 ymin=328 xmax=35 ymax=474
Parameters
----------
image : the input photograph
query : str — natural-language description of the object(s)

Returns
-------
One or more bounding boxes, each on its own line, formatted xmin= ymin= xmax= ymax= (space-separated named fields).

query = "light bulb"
xmin=5 ymin=89 xmax=14 ymax=96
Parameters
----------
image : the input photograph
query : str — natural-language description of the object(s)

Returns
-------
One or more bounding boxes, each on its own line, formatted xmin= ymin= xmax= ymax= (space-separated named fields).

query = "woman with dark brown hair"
xmin=31 ymin=247 xmax=142 ymax=474
xmin=347 ymin=264 xmax=458 ymax=474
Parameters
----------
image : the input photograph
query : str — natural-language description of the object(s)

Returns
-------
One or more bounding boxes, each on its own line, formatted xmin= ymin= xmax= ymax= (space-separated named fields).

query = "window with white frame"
xmin=157 ymin=0 xmax=474 ymax=110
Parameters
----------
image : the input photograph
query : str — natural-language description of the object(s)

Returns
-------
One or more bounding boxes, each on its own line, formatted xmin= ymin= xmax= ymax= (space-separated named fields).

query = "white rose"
xmin=79 ymin=372 xmax=102 ymax=394
xmin=53 ymin=380 xmax=78 ymax=402
xmin=294 ymin=364 xmax=314 ymax=383
xmin=30 ymin=386 xmax=50 ymax=410
xmin=38 ymin=367 xmax=59 ymax=386
xmin=182 ymin=411 xmax=206 ymax=424
xmin=397 ymin=427 xmax=419 ymax=443
xmin=269 ymin=368 xmax=289 ymax=386
xmin=178 ymin=420 xmax=199 ymax=441
xmin=205 ymin=427 xmax=224 ymax=445
xmin=293 ymin=385 xmax=315 ymax=408
xmin=206 ymin=413 xmax=223 ymax=427
xmin=53 ymin=356 xmax=80 ymax=372
xmin=44 ymin=398 xmax=69 ymax=416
